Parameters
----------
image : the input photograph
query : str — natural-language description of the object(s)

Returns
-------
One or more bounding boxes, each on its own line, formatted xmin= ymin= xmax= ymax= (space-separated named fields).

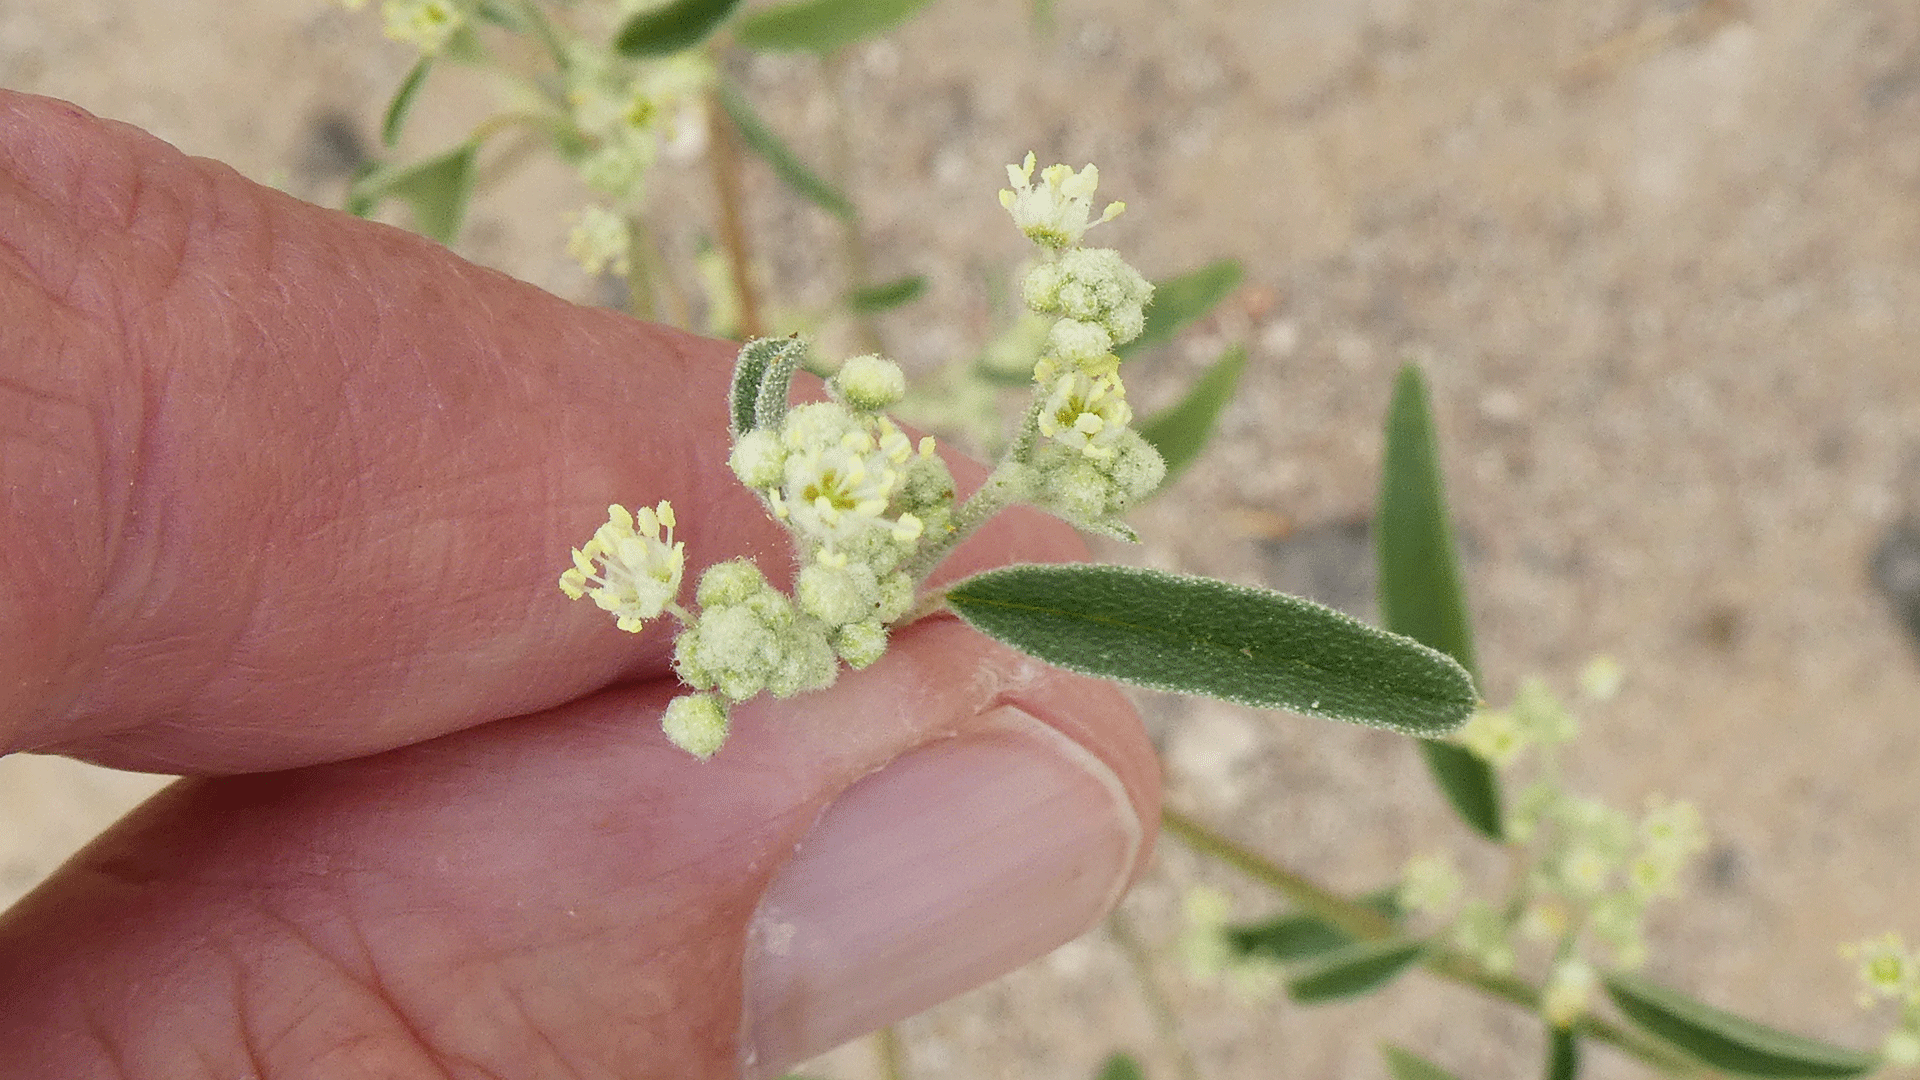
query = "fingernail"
xmin=738 ymin=705 xmax=1141 ymax=1077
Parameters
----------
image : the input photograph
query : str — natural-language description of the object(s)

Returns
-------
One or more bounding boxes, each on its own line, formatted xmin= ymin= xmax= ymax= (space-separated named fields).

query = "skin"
xmin=0 ymin=91 xmax=1160 ymax=1079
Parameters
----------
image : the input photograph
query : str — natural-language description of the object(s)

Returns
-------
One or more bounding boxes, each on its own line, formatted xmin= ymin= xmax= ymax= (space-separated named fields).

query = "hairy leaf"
xmin=849 ymin=274 xmax=928 ymax=313
xmin=1136 ymin=345 xmax=1246 ymax=480
xmin=735 ymin=0 xmax=937 ymax=53
xmin=1603 ymin=972 xmax=1878 ymax=1078
xmin=945 ymin=564 xmax=1478 ymax=735
xmin=380 ymin=59 xmax=433 ymax=149
xmin=728 ymin=336 xmax=809 ymax=436
xmin=1118 ymin=258 xmax=1242 ymax=358
xmin=1286 ymin=939 xmax=1426 ymax=1004
xmin=1225 ymin=912 xmax=1352 ymax=963
xmin=1378 ymin=364 xmax=1501 ymax=840
xmin=1382 ymin=1044 xmax=1466 ymax=1080
xmin=615 ymin=0 xmax=744 ymax=56
xmin=717 ymin=83 xmax=855 ymax=219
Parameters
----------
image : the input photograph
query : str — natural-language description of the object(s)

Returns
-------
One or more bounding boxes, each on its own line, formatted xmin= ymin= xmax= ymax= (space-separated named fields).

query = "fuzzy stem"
xmin=1159 ymin=807 xmax=1705 ymax=1076
xmin=875 ymin=1023 xmax=908 ymax=1080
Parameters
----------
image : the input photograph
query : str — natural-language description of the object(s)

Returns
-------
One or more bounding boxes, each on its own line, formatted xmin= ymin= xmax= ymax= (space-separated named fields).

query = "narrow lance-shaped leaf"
xmin=945 ymin=564 xmax=1478 ymax=736
xmin=1094 ymin=1053 xmax=1145 ymax=1080
xmin=381 ymin=58 xmax=433 ymax=149
xmin=1286 ymin=939 xmax=1426 ymax=1004
xmin=349 ymin=142 xmax=480 ymax=245
xmin=716 ymin=83 xmax=855 ymax=219
xmin=735 ymin=0 xmax=937 ymax=53
xmin=1602 ymin=972 xmax=1878 ymax=1079
xmin=615 ymin=0 xmax=745 ymax=57
xmin=849 ymin=274 xmax=927 ymax=314
xmin=1116 ymin=258 xmax=1243 ymax=358
xmin=1225 ymin=887 xmax=1402 ymax=963
xmin=1546 ymin=1028 xmax=1581 ymax=1080
xmin=1378 ymin=363 xmax=1503 ymax=841
xmin=728 ymin=336 xmax=810 ymax=437
xmin=1136 ymin=344 xmax=1247 ymax=481
xmin=1382 ymin=1044 xmax=1467 ymax=1080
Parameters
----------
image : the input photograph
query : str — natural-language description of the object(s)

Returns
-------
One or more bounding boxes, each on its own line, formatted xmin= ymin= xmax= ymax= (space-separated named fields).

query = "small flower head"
xmin=1842 ymin=933 xmax=1920 ymax=1008
xmin=382 ymin=0 xmax=464 ymax=54
xmin=661 ymin=693 xmax=730 ymax=760
xmin=1541 ymin=958 xmax=1597 ymax=1028
xmin=729 ymin=429 xmax=787 ymax=489
xmin=829 ymin=354 xmax=908 ymax=411
xmin=770 ymin=404 xmax=929 ymax=565
xmin=674 ymin=579 xmax=835 ymax=702
xmin=1399 ymin=852 xmax=1464 ymax=918
xmin=1629 ymin=796 xmax=1707 ymax=900
xmin=1022 ymin=248 xmax=1153 ymax=359
xmin=1452 ymin=900 xmax=1516 ymax=975
xmin=999 ymin=152 xmax=1124 ymax=249
xmin=1883 ymin=1029 xmax=1920 ymax=1067
xmin=559 ymin=502 xmax=684 ymax=632
xmin=1037 ymin=370 xmax=1133 ymax=460
xmin=566 ymin=206 xmax=632 ymax=278
xmin=1456 ymin=707 xmax=1529 ymax=769
xmin=1579 ymin=655 xmax=1625 ymax=701
xmin=834 ymin=620 xmax=889 ymax=669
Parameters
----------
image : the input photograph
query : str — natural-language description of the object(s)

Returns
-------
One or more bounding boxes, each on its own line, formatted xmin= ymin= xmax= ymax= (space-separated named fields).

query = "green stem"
xmin=875 ymin=1023 xmax=908 ymax=1080
xmin=510 ymin=0 xmax=572 ymax=72
xmin=893 ymin=454 xmax=1027 ymax=588
xmin=1159 ymin=807 xmax=1705 ymax=1076
xmin=1107 ymin=909 xmax=1204 ymax=1080
xmin=824 ymin=50 xmax=882 ymax=355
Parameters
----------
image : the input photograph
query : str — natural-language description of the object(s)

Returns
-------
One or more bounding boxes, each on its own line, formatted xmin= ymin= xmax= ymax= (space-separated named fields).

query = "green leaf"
xmin=1225 ymin=912 xmax=1353 ymax=963
xmin=380 ymin=58 xmax=434 ymax=149
xmin=349 ymin=142 xmax=480 ymax=244
xmin=1117 ymin=258 xmax=1242 ymax=358
xmin=1377 ymin=363 xmax=1501 ymax=840
xmin=1095 ymin=1053 xmax=1145 ymax=1080
xmin=945 ymin=564 xmax=1478 ymax=736
xmin=716 ymin=83 xmax=855 ymax=219
xmin=1285 ymin=939 xmax=1426 ymax=1004
xmin=728 ymin=336 xmax=810 ymax=437
xmin=1546 ymin=1028 xmax=1580 ymax=1080
xmin=849 ymin=274 xmax=927 ymax=314
xmin=614 ymin=0 xmax=745 ymax=56
xmin=471 ymin=0 xmax=531 ymax=30
xmin=1602 ymin=972 xmax=1878 ymax=1078
xmin=735 ymin=0 xmax=937 ymax=53
xmin=1382 ymin=1044 xmax=1466 ymax=1080
xmin=1136 ymin=345 xmax=1246 ymax=480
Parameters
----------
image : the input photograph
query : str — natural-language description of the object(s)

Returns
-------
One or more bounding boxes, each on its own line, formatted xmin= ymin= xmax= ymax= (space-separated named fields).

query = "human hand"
xmin=0 ymin=91 xmax=1159 ymax=1079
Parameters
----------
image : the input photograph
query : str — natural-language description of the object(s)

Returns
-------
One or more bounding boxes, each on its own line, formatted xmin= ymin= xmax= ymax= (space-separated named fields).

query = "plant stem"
xmin=894 ymin=455 xmax=1026 ymax=588
xmin=705 ymin=80 xmax=763 ymax=340
xmin=1107 ymin=908 xmax=1204 ymax=1080
xmin=875 ymin=1023 xmax=908 ymax=1080
xmin=1159 ymin=807 xmax=1705 ymax=1076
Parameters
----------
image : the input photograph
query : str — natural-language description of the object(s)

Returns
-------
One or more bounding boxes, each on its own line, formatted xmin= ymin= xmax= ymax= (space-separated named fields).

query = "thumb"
xmin=0 ymin=618 xmax=1160 ymax=1079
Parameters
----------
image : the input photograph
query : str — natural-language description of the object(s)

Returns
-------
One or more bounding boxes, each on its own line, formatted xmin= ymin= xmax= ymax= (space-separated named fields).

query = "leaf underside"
xmin=945 ymin=564 xmax=1478 ymax=736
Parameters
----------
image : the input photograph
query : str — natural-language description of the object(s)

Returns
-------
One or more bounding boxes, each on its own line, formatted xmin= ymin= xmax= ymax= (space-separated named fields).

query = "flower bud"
xmin=661 ymin=693 xmax=730 ymax=760
xmin=829 ymin=354 xmax=908 ymax=411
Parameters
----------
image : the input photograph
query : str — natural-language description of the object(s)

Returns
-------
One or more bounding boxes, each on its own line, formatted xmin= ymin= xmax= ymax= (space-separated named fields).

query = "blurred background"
xmin=6 ymin=0 xmax=1920 ymax=1076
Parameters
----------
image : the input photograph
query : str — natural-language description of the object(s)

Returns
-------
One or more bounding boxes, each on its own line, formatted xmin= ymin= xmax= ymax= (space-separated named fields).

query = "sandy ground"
xmin=7 ymin=0 xmax=1920 ymax=1077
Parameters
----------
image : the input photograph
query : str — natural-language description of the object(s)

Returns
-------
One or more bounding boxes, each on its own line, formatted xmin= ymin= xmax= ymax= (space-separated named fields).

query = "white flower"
xmin=770 ymin=404 xmax=928 ymax=561
xmin=382 ymin=0 xmax=464 ymax=54
xmin=1842 ymin=932 xmax=1920 ymax=1007
xmin=1037 ymin=371 xmax=1133 ymax=460
xmin=559 ymin=502 xmax=685 ymax=632
xmin=1629 ymin=796 xmax=1707 ymax=900
xmin=1541 ymin=959 xmax=1597 ymax=1028
xmin=999 ymin=153 xmax=1125 ymax=248
xmin=566 ymin=206 xmax=632 ymax=277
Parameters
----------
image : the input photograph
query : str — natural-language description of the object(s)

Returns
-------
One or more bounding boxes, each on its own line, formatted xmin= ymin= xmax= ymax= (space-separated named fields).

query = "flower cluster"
xmin=566 ymin=206 xmax=632 ymax=278
xmin=558 ymin=502 xmax=685 ymax=632
xmin=355 ymin=0 xmax=466 ymax=56
xmin=1842 ymin=933 xmax=1920 ymax=1065
xmin=1001 ymin=154 xmax=1164 ymax=536
xmin=565 ymin=50 xmax=711 ymax=202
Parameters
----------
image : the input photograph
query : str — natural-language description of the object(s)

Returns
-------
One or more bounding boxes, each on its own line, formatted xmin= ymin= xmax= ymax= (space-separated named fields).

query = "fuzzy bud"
xmin=661 ymin=693 xmax=730 ymax=760
xmin=829 ymin=354 xmax=908 ymax=411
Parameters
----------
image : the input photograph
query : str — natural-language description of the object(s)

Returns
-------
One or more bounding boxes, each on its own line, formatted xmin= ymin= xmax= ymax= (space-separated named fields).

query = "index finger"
xmin=0 ymin=92 xmax=1083 ymax=773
